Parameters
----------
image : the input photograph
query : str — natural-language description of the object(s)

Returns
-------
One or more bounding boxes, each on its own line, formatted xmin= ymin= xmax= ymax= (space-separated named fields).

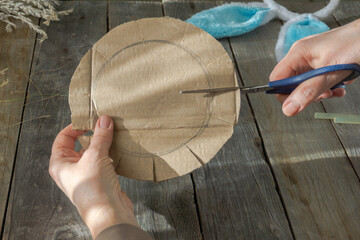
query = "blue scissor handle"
xmin=266 ymin=64 xmax=360 ymax=94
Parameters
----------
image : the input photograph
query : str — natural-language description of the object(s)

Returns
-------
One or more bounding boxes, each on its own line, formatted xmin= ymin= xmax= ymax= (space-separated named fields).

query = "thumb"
xmin=282 ymin=71 xmax=349 ymax=116
xmin=87 ymin=115 xmax=114 ymax=159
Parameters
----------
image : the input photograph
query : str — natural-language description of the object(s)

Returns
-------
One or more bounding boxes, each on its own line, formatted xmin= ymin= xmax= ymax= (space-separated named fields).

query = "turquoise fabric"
xmin=282 ymin=16 xmax=329 ymax=56
xmin=186 ymin=3 xmax=334 ymax=61
xmin=186 ymin=4 xmax=271 ymax=38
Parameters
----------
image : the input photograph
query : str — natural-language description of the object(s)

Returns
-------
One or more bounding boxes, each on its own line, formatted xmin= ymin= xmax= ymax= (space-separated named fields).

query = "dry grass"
xmin=0 ymin=0 xmax=72 ymax=41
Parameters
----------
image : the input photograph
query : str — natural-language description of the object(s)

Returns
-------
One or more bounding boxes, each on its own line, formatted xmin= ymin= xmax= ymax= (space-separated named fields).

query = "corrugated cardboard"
xmin=69 ymin=17 xmax=240 ymax=182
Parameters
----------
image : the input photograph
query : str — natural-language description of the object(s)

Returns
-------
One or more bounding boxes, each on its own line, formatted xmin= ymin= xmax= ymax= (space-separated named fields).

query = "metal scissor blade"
xmin=180 ymin=85 xmax=271 ymax=94
xmin=240 ymin=85 xmax=272 ymax=94
xmin=180 ymin=86 xmax=240 ymax=94
xmin=180 ymin=87 xmax=240 ymax=93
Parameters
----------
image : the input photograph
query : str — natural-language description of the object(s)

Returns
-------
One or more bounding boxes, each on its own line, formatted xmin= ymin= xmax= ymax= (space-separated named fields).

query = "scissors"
xmin=180 ymin=64 xmax=360 ymax=95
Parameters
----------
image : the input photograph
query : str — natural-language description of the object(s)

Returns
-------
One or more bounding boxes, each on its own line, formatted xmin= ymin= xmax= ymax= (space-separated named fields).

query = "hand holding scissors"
xmin=181 ymin=64 xmax=360 ymax=95
xmin=181 ymin=63 xmax=360 ymax=115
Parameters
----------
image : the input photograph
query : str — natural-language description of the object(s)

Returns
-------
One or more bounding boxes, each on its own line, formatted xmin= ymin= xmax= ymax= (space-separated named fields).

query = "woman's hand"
xmin=270 ymin=19 xmax=360 ymax=116
xmin=49 ymin=115 xmax=138 ymax=238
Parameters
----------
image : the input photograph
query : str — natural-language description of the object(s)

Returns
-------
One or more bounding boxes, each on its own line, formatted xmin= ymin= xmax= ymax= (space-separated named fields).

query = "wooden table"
xmin=1 ymin=1 xmax=360 ymax=239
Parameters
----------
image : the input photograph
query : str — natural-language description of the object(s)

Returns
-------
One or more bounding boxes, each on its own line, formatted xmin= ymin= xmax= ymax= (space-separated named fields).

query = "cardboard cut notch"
xmin=69 ymin=17 xmax=240 ymax=182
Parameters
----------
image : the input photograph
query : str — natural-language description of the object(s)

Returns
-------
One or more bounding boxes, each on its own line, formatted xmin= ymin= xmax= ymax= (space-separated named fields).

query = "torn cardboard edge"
xmin=69 ymin=17 xmax=240 ymax=182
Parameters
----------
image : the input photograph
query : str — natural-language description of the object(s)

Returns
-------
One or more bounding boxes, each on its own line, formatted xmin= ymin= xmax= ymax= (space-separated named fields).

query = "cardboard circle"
xmin=69 ymin=17 xmax=240 ymax=182
xmin=94 ymin=40 xmax=212 ymax=156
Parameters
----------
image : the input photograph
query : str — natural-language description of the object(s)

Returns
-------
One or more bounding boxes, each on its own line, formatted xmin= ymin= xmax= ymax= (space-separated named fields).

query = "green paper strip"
xmin=314 ymin=112 xmax=360 ymax=125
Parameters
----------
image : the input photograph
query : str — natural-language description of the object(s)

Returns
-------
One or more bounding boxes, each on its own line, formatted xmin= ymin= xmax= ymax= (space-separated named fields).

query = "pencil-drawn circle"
xmin=69 ymin=17 xmax=239 ymax=181
xmin=94 ymin=40 xmax=213 ymax=157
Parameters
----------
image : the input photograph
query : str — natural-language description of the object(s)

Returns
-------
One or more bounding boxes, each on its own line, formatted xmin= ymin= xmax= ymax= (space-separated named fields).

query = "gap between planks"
xmin=226 ymin=37 xmax=297 ymax=240
xmin=319 ymin=1 xmax=360 ymax=182
xmin=0 ymin=20 xmax=39 ymax=239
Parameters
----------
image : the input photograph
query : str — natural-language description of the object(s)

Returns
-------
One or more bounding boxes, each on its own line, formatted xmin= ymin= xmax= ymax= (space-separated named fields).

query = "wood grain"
xmin=108 ymin=2 xmax=202 ymax=239
xmin=2 ymin=2 xmax=107 ymax=239
xmin=109 ymin=1 xmax=164 ymax=29
xmin=164 ymin=2 xmax=294 ymax=239
xmin=318 ymin=0 xmax=360 ymax=177
xmin=332 ymin=0 xmax=360 ymax=25
xmin=3 ymin=1 xmax=359 ymax=239
xmin=0 ymin=20 xmax=36 ymax=235
xmin=229 ymin=11 xmax=360 ymax=240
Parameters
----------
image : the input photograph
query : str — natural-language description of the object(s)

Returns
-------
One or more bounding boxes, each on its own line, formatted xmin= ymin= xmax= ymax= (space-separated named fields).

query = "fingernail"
xmin=99 ymin=115 xmax=111 ymax=128
xmin=283 ymin=101 xmax=301 ymax=116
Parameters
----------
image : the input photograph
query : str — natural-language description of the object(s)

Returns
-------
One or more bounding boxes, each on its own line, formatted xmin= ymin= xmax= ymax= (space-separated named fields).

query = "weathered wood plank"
xmin=109 ymin=1 xmax=163 ymax=28
xmin=332 ymin=0 xmax=360 ymax=25
xmin=272 ymin=0 xmax=328 ymax=13
xmin=229 ymin=9 xmax=360 ymax=240
xmin=317 ymin=0 xmax=360 ymax=177
xmin=60 ymin=0 xmax=162 ymax=2
xmin=108 ymin=2 xmax=202 ymax=239
xmin=0 ymin=20 xmax=36 ymax=236
xmin=3 ymin=2 xmax=107 ymax=239
xmin=281 ymin=0 xmax=360 ymax=180
xmin=164 ymin=2 xmax=294 ymax=239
